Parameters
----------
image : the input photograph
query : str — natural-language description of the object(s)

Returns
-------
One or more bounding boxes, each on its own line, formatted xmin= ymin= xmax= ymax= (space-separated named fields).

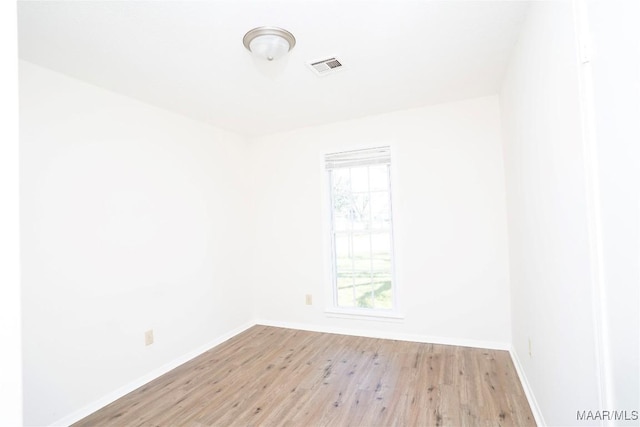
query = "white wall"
xmin=0 ymin=1 xmax=23 ymax=425
xmin=249 ymin=96 xmax=512 ymax=347
xmin=500 ymin=1 xmax=603 ymax=425
xmin=586 ymin=0 xmax=640 ymax=414
xmin=19 ymin=61 xmax=252 ymax=426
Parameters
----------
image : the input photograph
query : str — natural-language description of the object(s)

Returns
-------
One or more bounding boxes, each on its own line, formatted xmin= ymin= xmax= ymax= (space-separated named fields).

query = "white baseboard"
xmin=51 ymin=321 xmax=255 ymax=427
xmin=255 ymin=318 xmax=511 ymax=351
xmin=509 ymin=346 xmax=545 ymax=426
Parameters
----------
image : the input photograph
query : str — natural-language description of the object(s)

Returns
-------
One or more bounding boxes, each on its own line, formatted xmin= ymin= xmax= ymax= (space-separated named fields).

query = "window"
xmin=326 ymin=146 xmax=396 ymax=313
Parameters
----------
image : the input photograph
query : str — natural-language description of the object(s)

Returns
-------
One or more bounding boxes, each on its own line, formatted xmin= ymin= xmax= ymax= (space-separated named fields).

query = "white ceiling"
xmin=17 ymin=0 xmax=530 ymax=137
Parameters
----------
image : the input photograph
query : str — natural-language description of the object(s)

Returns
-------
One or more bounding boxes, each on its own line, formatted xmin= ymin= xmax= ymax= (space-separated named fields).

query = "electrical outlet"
xmin=145 ymin=329 xmax=154 ymax=346
xmin=305 ymin=294 xmax=313 ymax=305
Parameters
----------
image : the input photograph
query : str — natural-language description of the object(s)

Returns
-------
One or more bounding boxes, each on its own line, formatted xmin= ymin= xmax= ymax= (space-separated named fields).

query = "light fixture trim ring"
xmin=242 ymin=26 xmax=296 ymax=53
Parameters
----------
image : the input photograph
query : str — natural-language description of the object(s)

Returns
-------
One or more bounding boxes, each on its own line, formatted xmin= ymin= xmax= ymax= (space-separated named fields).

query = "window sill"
xmin=324 ymin=308 xmax=405 ymax=322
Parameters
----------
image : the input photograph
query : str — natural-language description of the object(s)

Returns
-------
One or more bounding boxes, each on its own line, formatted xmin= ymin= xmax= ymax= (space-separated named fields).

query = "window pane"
xmin=350 ymin=166 xmax=369 ymax=192
xmin=371 ymin=252 xmax=391 ymax=273
xmin=354 ymin=274 xmax=374 ymax=308
xmin=372 ymin=272 xmax=393 ymax=309
xmin=369 ymin=165 xmax=389 ymax=191
xmin=331 ymin=168 xmax=351 ymax=192
xmin=336 ymin=275 xmax=355 ymax=308
xmin=334 ymin=234 xmax=352 ymax=271
xmin=332 ymin=200 xmax=351 ymax=231
xmin=331 ymin=170 xmax=353 ymax=231
xmin=371 ymin=232 xmax=392 ymax=263
xmin=370 ymin=192 xmax=390 ymax=229
xmin=351 ymin=234 xmax=371 ymax=271
xmin=351 ymin=194 xmax=370 ymax=230
xmin=333 ymin=213 xmax=351 ymax=231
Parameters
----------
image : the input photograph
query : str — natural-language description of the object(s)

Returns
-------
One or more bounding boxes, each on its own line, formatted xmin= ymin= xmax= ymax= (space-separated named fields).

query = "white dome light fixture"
xmin=243 ymin=26 xmax=296 ymax=61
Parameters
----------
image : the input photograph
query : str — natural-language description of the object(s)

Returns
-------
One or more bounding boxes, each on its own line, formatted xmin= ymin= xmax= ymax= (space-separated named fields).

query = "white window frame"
xmin=323 ymin=146 xmax=402 ymax=321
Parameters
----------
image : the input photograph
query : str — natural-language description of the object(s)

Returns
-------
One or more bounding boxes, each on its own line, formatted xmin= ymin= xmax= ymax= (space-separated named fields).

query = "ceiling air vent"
xmin=308 ymin=57 xmax=344 ymax=76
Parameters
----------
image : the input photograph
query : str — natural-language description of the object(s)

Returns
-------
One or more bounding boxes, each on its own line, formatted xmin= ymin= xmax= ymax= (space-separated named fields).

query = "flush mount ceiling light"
xmin=243 ymin=26 xmax=296 ymax=61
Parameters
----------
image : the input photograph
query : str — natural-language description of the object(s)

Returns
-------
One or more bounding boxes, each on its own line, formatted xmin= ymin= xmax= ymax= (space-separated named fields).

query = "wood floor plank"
xmin=74 ymin=325 xmax=535 ymax=427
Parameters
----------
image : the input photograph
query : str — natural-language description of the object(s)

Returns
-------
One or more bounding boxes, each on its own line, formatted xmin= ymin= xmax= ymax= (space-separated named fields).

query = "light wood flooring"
xmin=74 ymin=325 xmax=535 ymax=426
